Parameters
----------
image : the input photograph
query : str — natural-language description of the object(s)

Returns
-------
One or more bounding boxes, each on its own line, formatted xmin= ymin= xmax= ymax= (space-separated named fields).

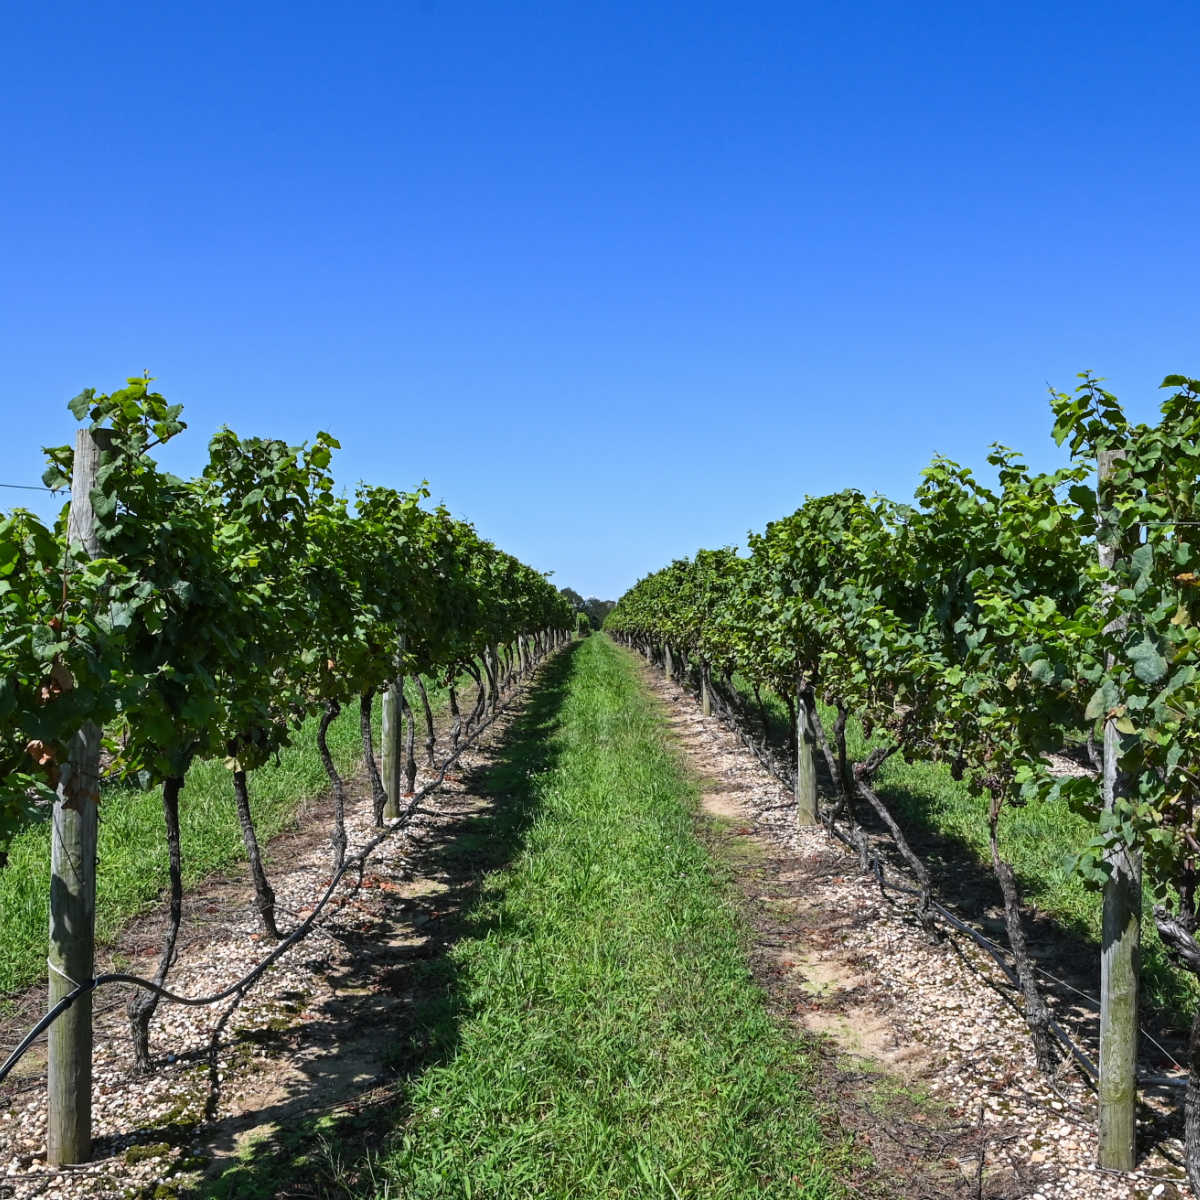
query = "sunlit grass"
xmin=367 ymin=635 xmax=844 ymax=1199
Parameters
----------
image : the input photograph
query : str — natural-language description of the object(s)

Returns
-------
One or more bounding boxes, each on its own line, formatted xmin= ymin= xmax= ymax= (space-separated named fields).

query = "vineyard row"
xmin=0 ymin=376 xmax=576 ymax=1165
xmin=604 ymin=373 xmax=1200 ymax=1184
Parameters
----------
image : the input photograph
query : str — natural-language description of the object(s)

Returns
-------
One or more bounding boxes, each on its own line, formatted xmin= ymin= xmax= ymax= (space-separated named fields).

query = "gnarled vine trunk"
xmin=232 ymin=767 xmax=279 ymax=939
xmin=784 ymin=691 xmax=798 ymax=760
xmin=360 ymin=690 xmax=388 ymax=827
xmin=448 ymin=680 xmax=462 ymax=751
xmin=751 ymin=682 xmax=769 ymax=736
xmin=483 ymin=648 xmax=499 ymax=714
xmin=317 ymin=699 xmax=347 ymax=870
xmin=854 ymin=746 xmax=934 ymax=934
xmin=464 ymin=662 xmax=485 ymax=732
xmin=805 ymin=694 xmax=871 ymax=872
xmin=415 ymin=677 xmax=436 ymax=767
xmin=127 ymin=776 xmax=185 ymax=1071
xmin=988 ymin=797 xmax=1056 ymax=1072
xmin=402 ymin=691 xmax=417 ymax=795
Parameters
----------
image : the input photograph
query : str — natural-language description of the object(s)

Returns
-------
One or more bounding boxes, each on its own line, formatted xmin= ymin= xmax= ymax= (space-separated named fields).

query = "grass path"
xmin=366 ymin=635 xmax=844 ymax=1199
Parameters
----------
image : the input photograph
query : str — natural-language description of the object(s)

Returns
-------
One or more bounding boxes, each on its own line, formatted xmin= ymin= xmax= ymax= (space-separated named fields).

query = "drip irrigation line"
xmin=815 ymin=810 xmax=1104 ymax=1083
xmin=0 ymin=659 xmax=536 ymax=1089
xmin=649 ymin=648 xmax=1187 ymax=1092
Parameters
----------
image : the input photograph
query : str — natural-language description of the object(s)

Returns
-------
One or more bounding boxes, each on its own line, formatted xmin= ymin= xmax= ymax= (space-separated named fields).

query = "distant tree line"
xmin=558 ymin=588 xmax=615 ymax=631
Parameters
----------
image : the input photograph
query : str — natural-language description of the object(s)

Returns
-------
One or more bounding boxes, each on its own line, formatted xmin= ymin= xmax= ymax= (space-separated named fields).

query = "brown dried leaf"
xmin=24 ymin=740 xmax=55 ymax=767
xmin=49 ymin=660 xmax=75 ymax=694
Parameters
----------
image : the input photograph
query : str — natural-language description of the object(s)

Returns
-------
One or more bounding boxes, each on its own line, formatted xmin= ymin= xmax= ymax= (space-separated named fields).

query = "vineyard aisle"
xmin=4 ymin=636 xmax=853 ymax=1200
xmin=356 ymin=632 xmax=853 ymax=1200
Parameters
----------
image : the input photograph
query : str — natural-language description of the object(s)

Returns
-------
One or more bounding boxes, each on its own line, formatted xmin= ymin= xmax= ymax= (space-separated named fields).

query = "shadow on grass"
xmin=167 ymin=644 xmax=580 ymax=1200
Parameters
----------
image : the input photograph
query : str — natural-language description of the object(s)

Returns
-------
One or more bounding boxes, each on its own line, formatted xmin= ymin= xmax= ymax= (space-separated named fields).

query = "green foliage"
xmin=609 ymin=370 xmax=1200 ymax=973
xmin=0 ymin=379 xmax=576 ymax=861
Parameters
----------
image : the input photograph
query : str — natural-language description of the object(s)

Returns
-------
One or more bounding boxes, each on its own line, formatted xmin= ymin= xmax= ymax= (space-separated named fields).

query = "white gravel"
xmin=643 ymin=665 xmax=1191 ymax=1200
xmin=0 ymin=690 xmax=524 ymax=1199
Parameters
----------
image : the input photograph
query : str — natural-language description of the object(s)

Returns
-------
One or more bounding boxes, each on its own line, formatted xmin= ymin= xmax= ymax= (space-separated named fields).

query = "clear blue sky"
xmin=2 ymin=1 xmax=1196 ymax=599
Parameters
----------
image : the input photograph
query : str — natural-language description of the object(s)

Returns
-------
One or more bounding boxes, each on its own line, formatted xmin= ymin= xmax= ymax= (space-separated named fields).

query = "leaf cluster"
xmin=609 ymin=372 xmax=1200 ymax=910
xmin=0 ymin=379 xmax=575 ymax=852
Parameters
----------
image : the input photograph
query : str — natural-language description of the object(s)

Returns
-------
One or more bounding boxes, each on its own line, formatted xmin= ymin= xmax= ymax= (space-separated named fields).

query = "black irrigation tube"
xmin=822 ymin=818 xmax=1104 ymax=1084
xmin=0 ymin=656 xmax=548 ymax=1089
xmin=653 ymin=650 xmax=1189 ymax=1093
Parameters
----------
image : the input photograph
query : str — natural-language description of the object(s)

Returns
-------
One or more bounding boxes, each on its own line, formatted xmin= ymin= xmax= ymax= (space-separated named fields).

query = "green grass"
xmin=722 ymin=672 xmax=1196 ymax=1021
xmin=366 ymin=635 xmax=843 ymax=1200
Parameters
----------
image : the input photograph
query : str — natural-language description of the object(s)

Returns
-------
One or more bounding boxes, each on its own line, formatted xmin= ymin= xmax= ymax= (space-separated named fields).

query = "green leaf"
xmin=68 ymin=389 xmax=95 ymax=420
xmin=1130 ymin=543 xmax=1154 ymax=596
xmin=1029 ymin=659 xmax=1055 ymax=684
xmin=91 ymin=489 xmax=117 ymax=521
xmin=1068 ymin=484 xmax=1096 ymax=516
xmin=1084 ymin=683 xmax=1109 ymax=720
xmin=1127 ymin=633 xmax=1168 ymax=685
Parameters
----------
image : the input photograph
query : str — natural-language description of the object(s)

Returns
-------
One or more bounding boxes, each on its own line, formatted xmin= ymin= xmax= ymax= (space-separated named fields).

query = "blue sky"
xmin=2 ymin=1 xmax=1196 ymax=598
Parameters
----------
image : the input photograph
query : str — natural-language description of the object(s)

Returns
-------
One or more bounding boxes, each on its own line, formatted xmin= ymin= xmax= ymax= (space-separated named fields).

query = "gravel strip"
xmin=0 ymin=680 xmax=533 ymax=1199
xmin=641 ymin=664 xmax=1190 ymax=1200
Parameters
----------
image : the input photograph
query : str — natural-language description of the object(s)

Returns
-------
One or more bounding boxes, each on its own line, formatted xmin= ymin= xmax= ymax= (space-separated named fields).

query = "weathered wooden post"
xmin=700 ymin=666 xmax=712 ymax=716
xmin=1097 ymin=447 xmax=1140 ymax=1171
xmin=47 ymin=427 xmax=109 ymax=1165
xmin=794 ymin=679 xmax=818 ymax=826
xmin=663 ymin=643 xmax=674 ymax=681
xmin=381 ymin=637 xmax=405 ymax=820
xmin=380 ymin=682 xmax=402 ymax=819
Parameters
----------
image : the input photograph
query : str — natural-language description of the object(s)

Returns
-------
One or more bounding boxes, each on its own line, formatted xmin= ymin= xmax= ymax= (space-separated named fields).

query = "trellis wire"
xmin=673 ymin=652 xmax=1188 ymax=1091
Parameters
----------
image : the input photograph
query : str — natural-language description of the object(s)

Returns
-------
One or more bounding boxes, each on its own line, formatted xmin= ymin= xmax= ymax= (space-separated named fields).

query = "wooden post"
xmin=381 ymin=682 xmax=401 ymax=819
xmin=1097 ymin=447 xmax=1140 ymax=1171
xmin=47 ymin=428 xmax=109 ymax=1166
xmin=701 ymin=666 xmax=712 ymax=716
xmin=795 ymin=679 xmax=818 ymax=826
xmin=663 ymin=643 xmax=673 ymax=681
xmin=487 ymin=646 xmax=499 ymax=711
